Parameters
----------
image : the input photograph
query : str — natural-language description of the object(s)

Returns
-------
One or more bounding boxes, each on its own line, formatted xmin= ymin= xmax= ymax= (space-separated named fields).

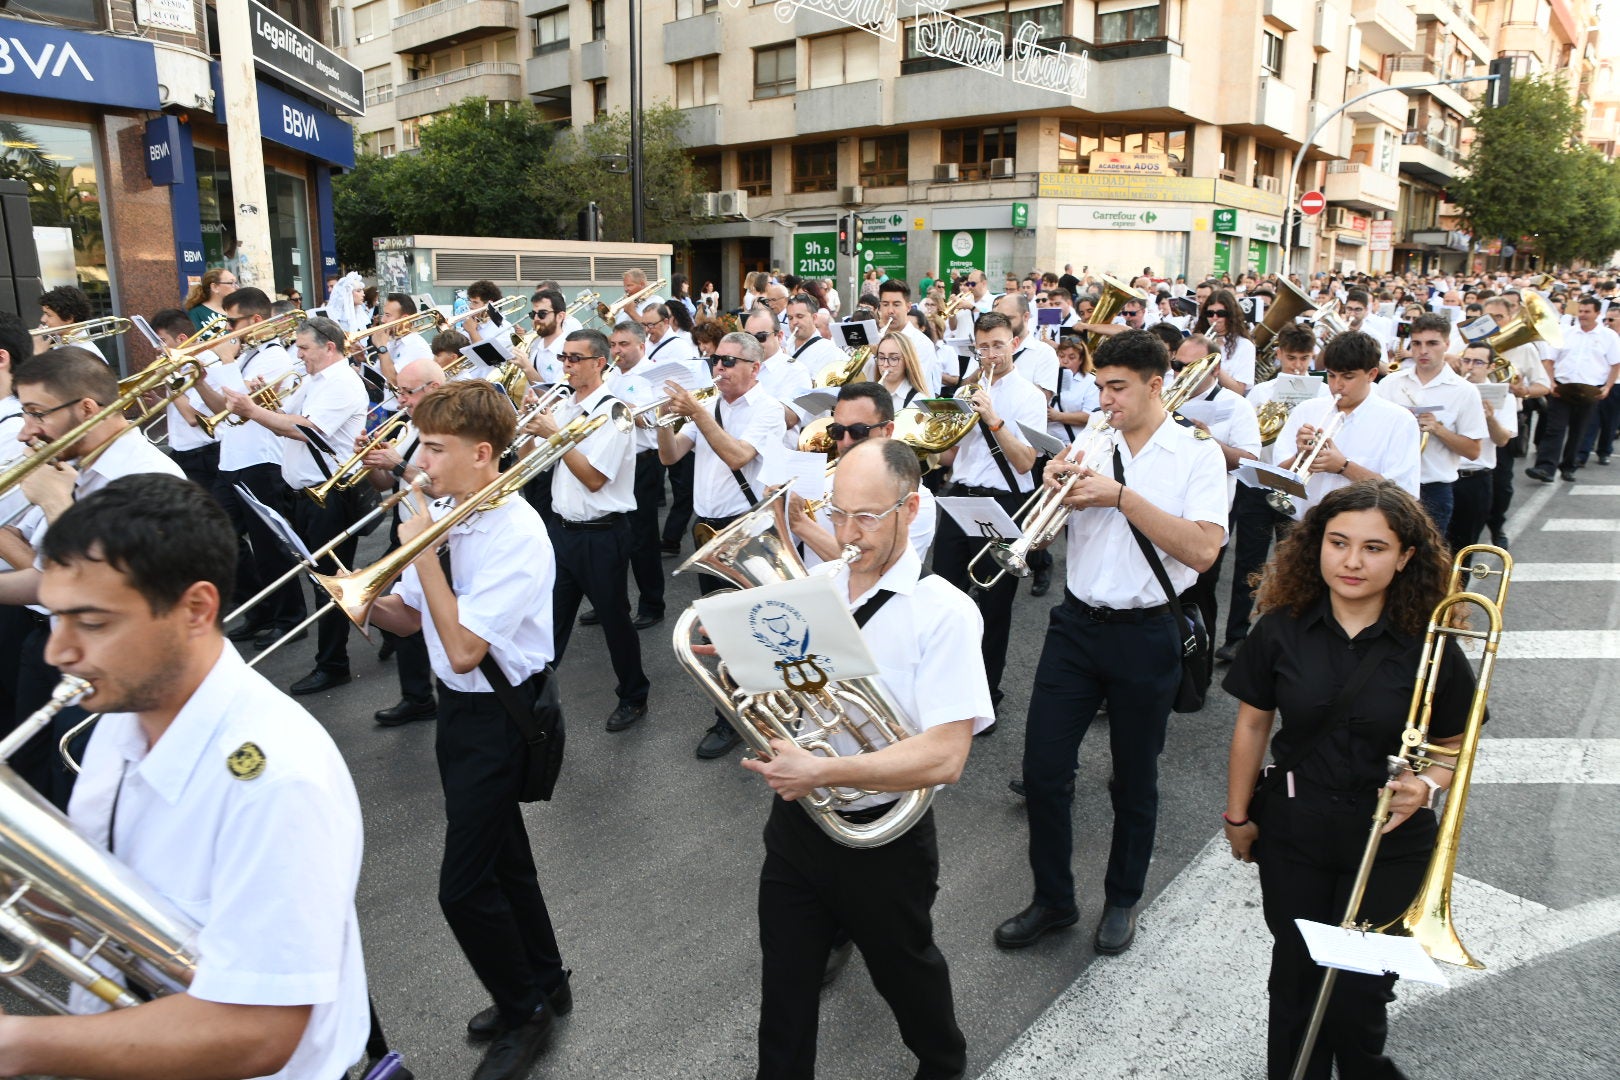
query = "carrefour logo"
xmin=1090 ymin=209 xmax=1161 ymax=229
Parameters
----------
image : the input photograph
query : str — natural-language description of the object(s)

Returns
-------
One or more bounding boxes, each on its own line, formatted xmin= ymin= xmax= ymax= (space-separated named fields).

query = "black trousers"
xmin=549 ymin=517 xmax=649 ymax=707
xmin=661 ymin=454 xmax=696 ymax=547
xmin=1578 ymin=383 xmax=1620 ymax=459
xmin=1487 ymin=444 xmax=1516 ymax=538
xmin=14 ymin=618 xmax=87 ymax=809
xmin=1226 ymin=484 xmax=1291 ymax=645
xmin=1022 ymin=596 xmax=1180 ymax=909
xmin=215 ymin=462 xmax=306 ymax=631
xmin=291 ymin=489 xmax=360 ymax=675
xmin=932 ymin=487 xmax=1026 ymax=706
xmin=1445 ymin=469 xmax=1494 ymax=552
xmin=436 ymin=681 xmax=565 ymax=1027
xmin=1533 ymin=389 xmax=1598 ymax=473
xmin=382 ymin=515 xmax=432 ymax=703
xmin=170 ymin=442 xmax=220 ymax=496
xmin=757 ymin=798 xmax=965 ymax=1080
xmin=629 ymin=450 xmax=666 ymax=618
xmin=1256 ymin=788 xmax=1436 ymax=1080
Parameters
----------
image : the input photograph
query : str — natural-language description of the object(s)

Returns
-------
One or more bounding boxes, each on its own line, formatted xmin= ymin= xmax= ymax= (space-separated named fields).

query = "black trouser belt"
xmin=695 ymin=514 xmax=738 ymax=531
xmin=557 ymin=512 xmax=626 ymax=530
xmin=835 ymin=802 xmax=896 ymax=824
xmin=1063 ymin=589 xmax=1173 ymax=623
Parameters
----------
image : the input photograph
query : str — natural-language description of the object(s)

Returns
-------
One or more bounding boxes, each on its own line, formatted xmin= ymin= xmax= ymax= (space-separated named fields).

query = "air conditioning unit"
xmin=690 ymin=193 xmax=720 ymax=218
xmin=843 ymin=184 xmax=865 ymax=205
xmin=1327 ymin=207 xmax=1355 ymax=229
xmin=1256 ymin=175 xmax=1282 ymax=193
xmin=716 ymin=189 xmax=748 ymax=217
xmin=990 ymin=157 xmax=1016 ymax=179
xmin=933 ymin=163 xmax=960 ymax=182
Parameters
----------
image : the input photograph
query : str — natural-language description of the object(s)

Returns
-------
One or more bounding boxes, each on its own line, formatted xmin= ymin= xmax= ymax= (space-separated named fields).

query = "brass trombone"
xmin=305 ymin=411 xmax=411 ymax=508
xmin=1288 ymin=544 xmax=1511 ymax=1080
xmin=196 ymin=370 xmax=303 ymax=439
xmin=29 ymin=315 xmax=132 ymax=347
xmin=507 ymin=382 xmax=577 ymax=457
xmin=563 ymin=288 xmax=600 ymax=320
xmin=596 ymin=279 xmax=667 ymax=324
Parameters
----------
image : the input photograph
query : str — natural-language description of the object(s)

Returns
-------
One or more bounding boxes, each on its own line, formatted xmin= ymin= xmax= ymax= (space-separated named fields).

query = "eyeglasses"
xmin=563 ymin=352 xmax=604 ymax=363
xmin=825 ymin=495 xmax=909 ymax=532
xmin=873 ymin=352 xmax=904 ymax=364
xmin=1460 ymin=356 xmax=1493 ymax=366
xmin=751 ymin=331 xmax=774 ymax=343
xmin=398 ymin=379 xmax=441 ymax=396
xmin=970 ymin=343 xmax=1010 ymax=357
xmin=215 ymin=278 xmax=238 ymax=288
xmin=21 ymin=400 xmax=79 ymax=424
xmin=712 ymin=355 xmax=751 ymax=368
xmin=827 ymin=421 xmax=887 ymax=441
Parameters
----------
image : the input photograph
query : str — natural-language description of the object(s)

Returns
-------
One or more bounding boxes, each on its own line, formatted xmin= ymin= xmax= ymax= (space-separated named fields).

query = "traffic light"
xmin=1487 ymin=56 xmax=1513 ymax=109
xmin=838 ymin=213 xmax=853 ymax=256
xmin=851 ymin=214 xmax=865 ymax=253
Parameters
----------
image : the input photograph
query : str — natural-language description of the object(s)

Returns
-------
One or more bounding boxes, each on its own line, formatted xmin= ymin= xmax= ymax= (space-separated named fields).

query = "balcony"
xmin=1412 ymin=0 xmax=1492 ymax=63
xmin=395 ymin=62 xmax=522 ymax=119
xmin=1264 ymin=0 xmax=1308 ymax=31
xmin=1351 ymin=0 xmax=1417 ymax=55
xmin=580 ymin=39 xmax=608 ymax=82
xmin=894 ymin=43 xmax=1189 ymax=123
xmin=526 ymin=48 xmax=570 ymax=95
xmin=1323 ymin=162 xmax=1401 ymax=212
xmin=1398 ymin=130 xmax=1462 ymax=184
xmin=392 ymin=0 xmax=519 ymax=56
xmin=676 ymin=104 xmax=722 ymax=147
xmin=1346 ymin=73 xmax=1406 ymax=129
xmin=1255 ymin=75 xmax=1296 ymax=135
xmin=663 ymin=12 xmax=720 ymax=65
xmin=1387 ymin=56 xmax=1476 ymax=117
xmin=797 ymin=80 xmax=883 ymax=136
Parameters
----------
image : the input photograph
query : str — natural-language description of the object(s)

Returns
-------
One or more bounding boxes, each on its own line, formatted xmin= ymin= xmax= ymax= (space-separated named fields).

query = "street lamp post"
xmin=628 ymin=0 xmax=645 ymax=243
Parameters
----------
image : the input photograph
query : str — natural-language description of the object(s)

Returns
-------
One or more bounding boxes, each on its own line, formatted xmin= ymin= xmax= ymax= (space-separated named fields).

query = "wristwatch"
xmin=1417 ymin=773 xmax=1442 ymax=810
xmin=391 ymin=462 xmax=408 ymax=480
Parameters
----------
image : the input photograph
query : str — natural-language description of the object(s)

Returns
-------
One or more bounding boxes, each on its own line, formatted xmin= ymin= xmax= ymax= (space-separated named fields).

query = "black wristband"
xmin=391 ymin=462 xmax=407 ymax=479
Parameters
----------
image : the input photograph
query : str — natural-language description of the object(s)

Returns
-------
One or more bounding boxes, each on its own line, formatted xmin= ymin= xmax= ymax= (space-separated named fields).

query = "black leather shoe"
xmin=1214 ymin=641 xmax=1241 ymax=664
xmin=1561 ymin=468 xmax=1578 ymax=482
xmin=1030 ymin=571 xmax=1051 ymax=598
xmin=661 ymin=541 xmax=681 ymax=558
xmin=1525 ymin=466 xmax=1555 ymax=483
xmin=632 ymin=612 xmax=664 ymax=631
xmin=695 ymin=720 xmax=742 ymax=759
xmin=606 ymin=702 xmax=647 ymax=732
xmin=227 ymin=620 xmax=269 ymax=643
xmin=290 ymin=669 xmax=351 ymax=696
xmin=253 ymin=625 xmax=307 ymax=652
xmin=470 ymin=1006 xmax=554 ymax=1080
xmin=1008 ymin=778 xmax=1026 ymax=798
xmin=1094 ymin=904 xmax=1138 ymax=955
xmin=579 ymin=608 xmax=600 ymax=626
xmin=468 ymin=971 xmax=572 ymax=1041
xmin=375 ymin=697 xmax=436 ymax=726
xmin=994 ymin=902 xmax=1079 ymax=949
xmin=821 ymin=941 xmax=854 ymax=988
xmin=1492 ymin=530 xmax=1510 ymax=548
xmin=1600 ymin=455 xmax=1612 ymax=465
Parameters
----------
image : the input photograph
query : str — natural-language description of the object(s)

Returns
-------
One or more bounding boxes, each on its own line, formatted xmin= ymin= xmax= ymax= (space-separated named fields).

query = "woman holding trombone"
xmin=1220 ymin=480 xmax=1480 ymax=1079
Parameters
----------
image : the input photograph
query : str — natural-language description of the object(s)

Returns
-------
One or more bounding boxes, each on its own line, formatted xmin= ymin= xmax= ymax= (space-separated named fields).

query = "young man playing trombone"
xmin=367 ymin=381 xmax=571 ymax=1080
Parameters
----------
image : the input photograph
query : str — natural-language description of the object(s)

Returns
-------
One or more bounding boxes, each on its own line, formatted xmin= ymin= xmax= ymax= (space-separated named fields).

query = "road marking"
xmin=978 ymin=836 xmax=1620 ymax=1080
xmin=1508 ymin=563 xmax=1620 ymax=582
xmin=1569 ymin=485 xmax=1620 ymax=495
xmin=1503 ymin=480 xmax=1558 ymax=540
xmin=1496 ymin=631 xmax=1620 ymax=660
xmin=1541 ymin=519 xmax=1620 ymax=531
xmin=1472 ymin=738 xmax=1620 ymax=784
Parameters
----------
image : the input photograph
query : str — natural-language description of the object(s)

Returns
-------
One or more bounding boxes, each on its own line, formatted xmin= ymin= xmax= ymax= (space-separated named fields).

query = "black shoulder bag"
xmin=1111 ymin=445 xmax=1210 ymax=713
xmin=439 ymin=548 xmax=565 ymax=802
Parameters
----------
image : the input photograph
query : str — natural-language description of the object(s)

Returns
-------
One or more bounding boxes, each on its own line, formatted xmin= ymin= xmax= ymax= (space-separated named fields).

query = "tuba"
xmin=1486 ymin=290 xmax=1563 ymax=356
xmin=0 ymin=678 xmax=198 ymax=1013
xmin=1252 ymin=278 xmax=1318 ymax=384
xmin=671 ymin=487 xmax=933 ymax=849
xmin=1082 ymin=276 xmax=1149 ymax=356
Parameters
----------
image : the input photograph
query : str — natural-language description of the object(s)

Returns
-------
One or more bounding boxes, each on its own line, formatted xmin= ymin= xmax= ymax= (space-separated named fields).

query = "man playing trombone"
xmin=223 ymin=316 xmax=368 ymax=697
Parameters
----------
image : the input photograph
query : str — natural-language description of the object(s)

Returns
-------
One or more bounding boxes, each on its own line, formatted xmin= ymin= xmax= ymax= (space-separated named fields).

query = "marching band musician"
xmin=606 ymin=320 xmax=668 ymax=630
xmin=615 ymin=268 xmax=665 ymax=327
xmin=0 ymin=314 xmax=32 ymax=741
xmin=784 ymin=292 xmax=843 ymax=383
xmin=1221 ymin=323 xmax=1328 ymax=662
xmin=525 ymin=289 xmax=570 ymax=388
xmin=1275 ymin=332 xmax=1421 ymax=515
xmin=932 ymin=311 xmax=1045 ymax=717
xmin=1221 ymin=480 xmax=1476 ymax=1080
xmin=32 ymin=285 xmax=93 ymax=354
xmin=993 ymin=293 xmax=1058 ymax=404
xmin=1374 ymin=313 xmax=1486 ymax=534
xmin=744 ymin=306 xmax=811 ymax=435
xmin=370 ymin=293 xmax=435 ymax=390
xmin=521 ymin=329 xmax=651 ymax=733
xmin=194 ymin=287 xmax=306 ymax=653
xmin=223 ymin=316 xmax=369 ymax=697
xmin=1525 ymin=294 xmax=1620 ymax=483
xmin=740 ymin=436 xmax=992 ymax=1080
xmin=657 ymin=331 xmax=786 ymax=760
xmin=147 ymin=308 xmax=222 ymax=494
xmin=0 ymin=346 xmax=184 ymax=807
xmin=1193 ymin=288 xmax=1258 ymax=395
xmin=996 ymin=329 xmax=1226 ymax=955
xmin=878 ymin=280 xmax=943 ymax=396
xmin=1448 ymin=341 xmax=1518 ymax=551
xmin=0 ymin=474 xmax=371 ymax=1080
xmin=638 ymin=301 xmax=698 ymax=367
xmin=362 ymin=356 xmax=446 ymax=728
xmin=873 ymin=331 xmax=932 ymax=410
xmin=1480 ymin=298 xmax=1550 ymax=547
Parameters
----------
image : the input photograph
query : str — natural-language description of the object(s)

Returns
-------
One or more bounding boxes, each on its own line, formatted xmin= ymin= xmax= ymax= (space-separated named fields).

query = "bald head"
xmin=397 ymin=357 xmax=447 ymax=413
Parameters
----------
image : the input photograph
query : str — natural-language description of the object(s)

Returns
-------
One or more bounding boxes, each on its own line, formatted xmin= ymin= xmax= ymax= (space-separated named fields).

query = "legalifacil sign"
xmin=0 ymin=17 xmax=159 ymax=110
xmin=249 ymin=0 xmax=363 ymax=117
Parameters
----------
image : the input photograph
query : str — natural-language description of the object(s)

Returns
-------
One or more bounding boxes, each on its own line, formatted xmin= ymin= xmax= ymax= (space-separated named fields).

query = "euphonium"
xmin=1255 ymin=398 xmax=1291 ymax=446
xmin=1252 ymin=278 xmax=1318 ymax=384
xmin=1288 ymin=545 xmax=1510 ymax=1079
xmin=0 ymin=676 xmax=199 ymax=1013
xmin=1083 ymin=276 xmax=1149 ymax=355
xmin=670 ymin=486 xmax=932 ymax=849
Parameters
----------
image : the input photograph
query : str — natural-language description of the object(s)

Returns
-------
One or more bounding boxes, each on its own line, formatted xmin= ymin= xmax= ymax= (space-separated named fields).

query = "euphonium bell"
xmin=1083 ymin=276 xmax=1149 ymax=355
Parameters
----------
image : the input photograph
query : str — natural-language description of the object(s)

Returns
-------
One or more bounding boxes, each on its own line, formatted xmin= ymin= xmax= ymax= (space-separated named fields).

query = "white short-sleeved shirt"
xmin=387 ymin=332 xmax=433 ymax=368
xmin=645 ymin=331 xmax=697 ymax=366
xmin=608 ymin=362 xmax=661 ymax=452
xmin=1216 ymin=335 xmax=1258 ymax=389
xmin=898 ymin=325 xmax=944 ymax=396
xmin=1179 ymin=383 xmax=1262 ymax=511
xmin=165 ymin=380 xmax=216 ymax=453
xmin=277 ymin=364 xmax=369 ymax=490
xmin=1048 ymin=369 xmax=1099 ymax=444
xmin=75 ymin=426 xmax=186 ymax=500
xmin=808 ymin=546 xmax=993 ymax=810
xmin=936 ymin=340 xmax=965 ymax=387
xmin=526 ymin=331 xmax=568 ymax=387
xmin=756 ymin=353 xmax=814 ymax=428
xmin=1502 ymin=342 xmax=1552 ymax=394
xmin=0 ymin=398 xmax=32 ymax=567
xmin=1376 ymin=364 xmax=1489 ymax=485
xmin=880 ymin=378 xmax=925 ymax=410
xmin=787 ymin=335 xmax=844 ymax=388
xmin=949 ymin=370 xmax=1048 ymax=493
xmin=686 ymin=385 xmax=786 ymax=518
xmin=67 ymin=644 xmax=368 ymax=1080
xmin=1242 ymin=376 xmax=1330 ymax=475
xmin=549 ymin=383 xmax=635 ymax=520
xmin=1062 ymin=414 xmax=1229 ymax=608
xmin=1276 ymin=392 xmax=1421 ymax=513
xmin=1014 ymin=337 xmax=1059 ymax=396
xmin=394 ymin=496 xmax=555 ymax=692
xmin=1461 ymin=381 xmax=1516 ymax=473
xmin=215 ymin=342 xmax=299 ymax=472
xmin=1551 ymin=323 xmax=1620 ymax=386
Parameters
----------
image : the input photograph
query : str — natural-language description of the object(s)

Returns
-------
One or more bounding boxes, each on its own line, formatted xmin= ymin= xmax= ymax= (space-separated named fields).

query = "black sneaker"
xmin=1561 ymin=468 xmax=1579 ymax=482
xmin=1214 ymin=641 xmax=1241 ymax=664
xmin=470 ymin=1007 xmax=553 ymax=1080
xmin=578 ymin=608 xmax=599 ymax=626
xmin=468 ymin=972 xmax=572 ymax=1041
xmin=1525 ymin=466 xmax=1555 ymax=483
xmin=695 ymin=720 xmax=742 ymax=759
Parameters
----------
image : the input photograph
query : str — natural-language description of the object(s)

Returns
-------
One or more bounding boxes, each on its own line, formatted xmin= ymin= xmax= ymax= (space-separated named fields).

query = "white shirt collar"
xmin=834 ymin=544 xmax=925 ymax=607
xmin=109 ymin=640 xmax=237 ymax=805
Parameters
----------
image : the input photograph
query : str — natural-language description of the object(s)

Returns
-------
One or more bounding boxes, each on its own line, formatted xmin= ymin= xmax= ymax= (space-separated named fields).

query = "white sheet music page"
xmin=1294 ymin=920 xmax=1449 ymax=987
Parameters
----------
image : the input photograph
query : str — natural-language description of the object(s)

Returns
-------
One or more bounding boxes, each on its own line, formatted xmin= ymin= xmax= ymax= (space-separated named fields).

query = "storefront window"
xmin=193 ymin=147 xmax=313 ymax=303
xmin=1057 ymin=122 xmax=1189 ymax=176
xmin=0 ymin=118 xmax=112 ymax=317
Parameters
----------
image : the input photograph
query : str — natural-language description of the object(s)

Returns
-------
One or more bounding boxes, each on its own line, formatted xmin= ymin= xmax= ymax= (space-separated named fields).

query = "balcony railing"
xmin=1401 ymin=130 xmax=1460 ymax=161
xmin=401 ymin=61 xmax=521 ymax=93
xmin=396 ymin=0 xmax=485 ymax=28
xmin=1387 ymin=53 xmax=1440 ymax=76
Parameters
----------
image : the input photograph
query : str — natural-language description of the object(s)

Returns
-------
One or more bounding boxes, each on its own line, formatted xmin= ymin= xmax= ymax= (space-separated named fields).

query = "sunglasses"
xmin=828 ymin=421 xmax=885 ymax=441
xmin=1206 ymin=309 xmax=1229 ymax=317
xmin=712 ymin=355 xmax=751 ymax=368
xmin=751 ymin=331 xmax=774 ymax=343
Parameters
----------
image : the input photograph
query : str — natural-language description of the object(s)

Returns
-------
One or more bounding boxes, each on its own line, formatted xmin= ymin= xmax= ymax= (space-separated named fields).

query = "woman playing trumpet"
xmin=873 ymin=331 xmax=931 ymax=410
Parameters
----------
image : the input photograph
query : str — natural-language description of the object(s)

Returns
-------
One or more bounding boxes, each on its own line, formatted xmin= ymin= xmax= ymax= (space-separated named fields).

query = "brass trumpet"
xmin=1265 ymin=395 xmax=1347 ymax=517
xmin=630 ymin=384 xmax=719 ymax=430
xmin=305 ymin=411 xmax=411 ymax=508
xmin=597 ymin=279 xmax=667 ymax=324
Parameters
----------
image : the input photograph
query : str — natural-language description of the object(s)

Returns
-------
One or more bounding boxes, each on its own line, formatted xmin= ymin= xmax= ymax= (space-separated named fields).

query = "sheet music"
xmin=1270 ymin=374 xmax=1325 ymax=408
xmin=1475 ymin=381 xmax=1511 ymax=410
xmin=938 ymin=496 xmax=1022 ymax=544
xmin=643 ymin=359 xmax=713 ymax=390
xmin=1294 ymin=920 xmax=1449 ymax=987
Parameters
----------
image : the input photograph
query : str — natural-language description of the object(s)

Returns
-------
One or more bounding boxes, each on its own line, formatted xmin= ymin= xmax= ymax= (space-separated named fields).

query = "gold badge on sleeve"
xmin=227 ymin=742 xmax=266 ymax=781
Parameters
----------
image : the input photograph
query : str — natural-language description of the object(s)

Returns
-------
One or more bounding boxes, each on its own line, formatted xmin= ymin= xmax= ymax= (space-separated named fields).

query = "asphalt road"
xmin=12 ymin=472 xmax=1619 ymax=1080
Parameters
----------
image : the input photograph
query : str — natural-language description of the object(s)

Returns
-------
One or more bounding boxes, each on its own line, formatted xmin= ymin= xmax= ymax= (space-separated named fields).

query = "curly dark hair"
xmin=1252 ymin=480 xmax=1455 ymax=637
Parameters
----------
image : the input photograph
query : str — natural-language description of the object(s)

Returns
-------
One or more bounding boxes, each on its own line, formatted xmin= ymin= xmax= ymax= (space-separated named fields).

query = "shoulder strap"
xmin=297 ymin=424 xmax=338 ymax=480
xmin=1111 ymin=445 xmax=1189 ymax=643
xmin=714 ymin=397 xmax=760 ymax=507
xmin=438 ymin=546 xmax=532 ymax=722
xmin=853 ymin=589 xmax=898 ymax=628
xmin=978 ymin=385 xmax=1022 ymax=492
xmin=1257 ymin=634 xmax=1399 ymax=790
xmin=791 ymin=337 xmax=819 ymax=361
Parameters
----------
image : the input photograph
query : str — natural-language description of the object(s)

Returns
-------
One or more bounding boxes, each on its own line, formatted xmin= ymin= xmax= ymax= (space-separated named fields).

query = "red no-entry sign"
xmin=1300 ymin=191 xmax=1327 ymax=216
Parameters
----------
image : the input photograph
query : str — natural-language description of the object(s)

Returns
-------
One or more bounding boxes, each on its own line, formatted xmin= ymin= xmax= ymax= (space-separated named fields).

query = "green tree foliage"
xmin=1532 ymin=147 xmax=1620 ymax=268
xmin=530 ymin=105 xmax=700 ymax=244
xmin=331 ymin=150 xmax=397 ymax=269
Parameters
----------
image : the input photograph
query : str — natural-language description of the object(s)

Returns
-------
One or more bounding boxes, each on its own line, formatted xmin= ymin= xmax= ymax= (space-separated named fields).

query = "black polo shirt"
xmin=1222 ymin=596 xmax=1479 ymax=792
